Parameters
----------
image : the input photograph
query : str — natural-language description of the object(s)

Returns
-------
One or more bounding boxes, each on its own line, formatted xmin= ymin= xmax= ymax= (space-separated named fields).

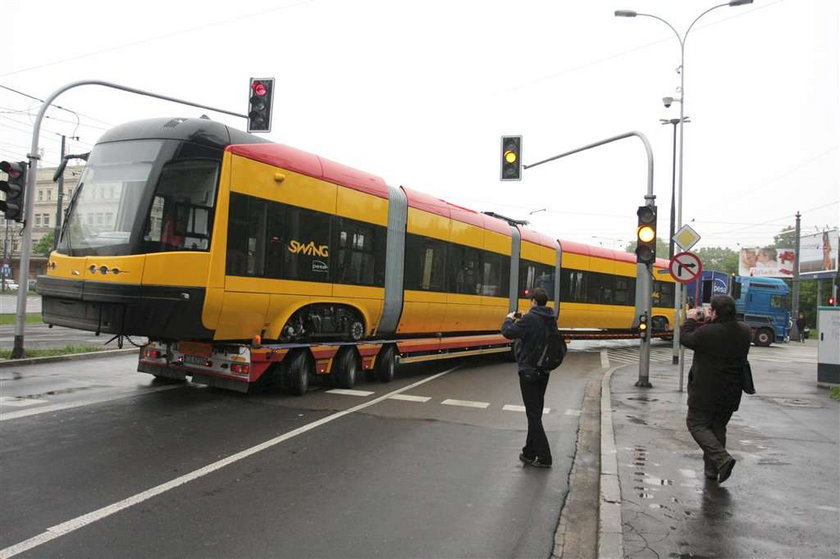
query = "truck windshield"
xmin=57 ymin=140 xmax=220 ymax=256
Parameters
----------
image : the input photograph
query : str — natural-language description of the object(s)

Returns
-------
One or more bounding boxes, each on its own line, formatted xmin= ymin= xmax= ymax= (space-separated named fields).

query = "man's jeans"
xmin=686 ymin=407 xmax=734 ymax=475
xmin=519 ymin=369 xmax=551 ymax=463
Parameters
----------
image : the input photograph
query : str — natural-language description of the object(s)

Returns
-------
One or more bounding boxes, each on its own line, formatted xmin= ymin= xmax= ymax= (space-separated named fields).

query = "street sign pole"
xmin=669 ymin=251 xmax=703 ymax=392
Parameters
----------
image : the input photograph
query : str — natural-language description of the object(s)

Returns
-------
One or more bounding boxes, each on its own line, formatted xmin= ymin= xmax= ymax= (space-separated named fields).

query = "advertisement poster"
xmin=739 ymin=247 xmax=796 ymax=277
xmin=799 ymin=229 xmax=838 ymax=276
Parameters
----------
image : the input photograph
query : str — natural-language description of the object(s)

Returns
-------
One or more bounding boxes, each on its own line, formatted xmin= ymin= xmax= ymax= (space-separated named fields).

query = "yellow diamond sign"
xmin=673 ymin=224 xmax=701 ymax=251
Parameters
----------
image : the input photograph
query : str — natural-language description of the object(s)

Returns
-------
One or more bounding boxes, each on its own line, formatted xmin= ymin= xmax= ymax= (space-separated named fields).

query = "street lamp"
xmin=616 ymin=0 xmax=753 ymax=374
xmin=660 ymin=116 xmax=690 ymax=260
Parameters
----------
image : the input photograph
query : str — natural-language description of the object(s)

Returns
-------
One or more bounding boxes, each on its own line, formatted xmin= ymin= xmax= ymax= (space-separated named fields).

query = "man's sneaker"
xmin=519 ymin=453 xmax=536 ymax=465
xmin=718 ymin=458 xmax=736 ymax=483
xmin=530 ymin=458 xmax=552 ymax=468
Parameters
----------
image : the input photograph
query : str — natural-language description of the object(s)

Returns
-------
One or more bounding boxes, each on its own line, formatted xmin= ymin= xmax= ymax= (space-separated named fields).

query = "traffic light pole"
xmin=524 ymin=131 xmax=656 ymax=387
xmin=11 ymin=80 xmax=247 ymax=359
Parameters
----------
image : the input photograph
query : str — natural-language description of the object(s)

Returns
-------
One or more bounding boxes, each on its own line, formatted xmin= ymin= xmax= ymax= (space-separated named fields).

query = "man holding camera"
xmin=501 ymin=287 xmax=556 ymax=469
xmin=681 ymin=295 xmax=752 ymax=484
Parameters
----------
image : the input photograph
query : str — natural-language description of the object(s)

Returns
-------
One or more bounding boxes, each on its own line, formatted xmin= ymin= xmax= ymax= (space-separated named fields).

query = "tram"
xmin=37 ymin=118 xmax=674 ymax=393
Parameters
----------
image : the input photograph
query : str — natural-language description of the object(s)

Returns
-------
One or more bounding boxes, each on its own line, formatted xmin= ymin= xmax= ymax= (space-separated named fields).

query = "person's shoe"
xmin=718 ymin=458 xmax=736 ymax=483
xmin=705 ymin=471 xmax=718 ymax=481
xmin=519 ymin=453 xmax=536 ymax=466
xmin=530 ymin=458 xmax=552 ymax=469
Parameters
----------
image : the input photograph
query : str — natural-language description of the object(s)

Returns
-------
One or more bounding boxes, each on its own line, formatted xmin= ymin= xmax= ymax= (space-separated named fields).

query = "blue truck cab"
xmin=686 ymin=271 xmax=790 ymax=346
xmin=730 ymin=276 xmax=791 ymax=346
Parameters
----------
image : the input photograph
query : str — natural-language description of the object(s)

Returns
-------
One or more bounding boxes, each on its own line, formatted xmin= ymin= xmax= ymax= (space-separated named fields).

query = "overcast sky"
xmin=2 ymin=0 xmax=837 ymax=252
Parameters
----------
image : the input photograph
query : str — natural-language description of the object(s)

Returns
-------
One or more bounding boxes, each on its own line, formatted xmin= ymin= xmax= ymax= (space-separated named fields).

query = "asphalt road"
xmin=0 ymin=349 xmax=605 ymax=558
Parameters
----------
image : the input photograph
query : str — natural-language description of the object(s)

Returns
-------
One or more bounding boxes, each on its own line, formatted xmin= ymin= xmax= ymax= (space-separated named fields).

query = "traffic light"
xmin=0 ymin=160 xmax=27 ymax=222
xmin=829 ymin=296 xmax=836 ymax=306
xmin=247 ymin=78 xmax=275 ymax=133
xmin=635 ymin=205 xmax=657 ymax=265
xmin=637 ymin=312 xmax=648 ymax=340
xmin=500 ymin=135 xmax=522 ymax=181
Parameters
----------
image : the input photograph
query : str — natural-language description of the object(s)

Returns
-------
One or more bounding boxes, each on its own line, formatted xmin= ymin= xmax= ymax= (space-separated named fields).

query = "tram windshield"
xmin=58 ymin=140 xmax=220 ymax=256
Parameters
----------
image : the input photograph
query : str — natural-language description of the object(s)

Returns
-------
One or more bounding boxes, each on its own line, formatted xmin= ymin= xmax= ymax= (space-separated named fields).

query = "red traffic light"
xmin=829 ymin=297 xmax=836 ymax=306
xmin=251 ymin=81 xmax=268 ymax=96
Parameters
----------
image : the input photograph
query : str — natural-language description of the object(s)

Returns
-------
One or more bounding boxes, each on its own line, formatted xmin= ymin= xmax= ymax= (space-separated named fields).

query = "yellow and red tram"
xmin=38 ymin=118 xmax=674 ymax=393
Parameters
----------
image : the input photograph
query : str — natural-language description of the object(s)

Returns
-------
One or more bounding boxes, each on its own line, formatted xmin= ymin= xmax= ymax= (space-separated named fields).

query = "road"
xmin=0 ymin=346 xmax=606 ymax=558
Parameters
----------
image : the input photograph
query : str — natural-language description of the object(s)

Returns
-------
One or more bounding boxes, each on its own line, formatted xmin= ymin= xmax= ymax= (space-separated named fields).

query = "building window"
xmin=35 ymin=214 xmax=42 ymax=227
xmin=37 ymin=190 xmax=43 ymax=201
xmin=43 ymin=214 xmax=50 ymax=228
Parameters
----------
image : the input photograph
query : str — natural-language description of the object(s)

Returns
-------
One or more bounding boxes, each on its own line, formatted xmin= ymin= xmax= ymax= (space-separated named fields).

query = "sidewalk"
xmin=604 ymin=346 xmax=839 ymax=559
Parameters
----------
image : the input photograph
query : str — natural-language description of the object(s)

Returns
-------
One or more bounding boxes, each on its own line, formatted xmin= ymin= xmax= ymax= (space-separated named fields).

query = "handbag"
xmin=742 ymin=360 xmax=756 ymax=394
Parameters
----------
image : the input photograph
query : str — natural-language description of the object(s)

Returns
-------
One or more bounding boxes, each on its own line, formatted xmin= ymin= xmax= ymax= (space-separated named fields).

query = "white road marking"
xmin=501 ymin=404 xmax=551 ymax=414
xmin=0 ymin=366 xmax=461 ymax=559
xmin=441 ymin=398 xmax=489 ymax=409
xmin=600 ymin=349 xmax=610 ymax=368
xmin=0 ymin=385 xmax=183 ymax=422
xmin=564 ymin=409 xmax=580 ymax=416
xmin=325 ymin=389 xmax=374 ymax=397
xmin=387 ymin=394 xmax=431 ymax=402
xmin=0 ymin=397 xmax=48 ymax=407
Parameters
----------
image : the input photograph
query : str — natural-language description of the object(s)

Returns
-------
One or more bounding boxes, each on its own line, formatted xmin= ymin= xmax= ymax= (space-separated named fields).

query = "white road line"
xmin=0 ymin=385 xmax=183 ymax=422
xmin=0 ymin=397 xmax=49 ymax=408
xmin=0 ymin=366 xmax=461 ymax=559
xmin=441 ymin=398 xmax=489 ymax=409
xmin=387 ymin=394 xmax=431 ymax=403
xmin=600 ymin=350 xmax=610 ymax=369
xmin=502 ymin=404 xmax=551 ymax=414
xmin=325 ymin=389 xmax=375 ymax=397
xmin=564 ymin=409 xmax=581 ymax=416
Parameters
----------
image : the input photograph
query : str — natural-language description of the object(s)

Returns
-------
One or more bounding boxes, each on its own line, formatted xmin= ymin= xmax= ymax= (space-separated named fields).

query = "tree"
xmin=695 ymin=246 xmax=739 ymax=275
xmin=772 ymin=226 xmax=796 ymax=248
xmin=33 ymin=230 xmax=54 ymax=256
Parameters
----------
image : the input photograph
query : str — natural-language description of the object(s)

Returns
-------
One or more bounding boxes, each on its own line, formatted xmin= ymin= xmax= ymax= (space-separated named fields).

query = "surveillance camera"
xmin=663 ymin=96 xmax=674 ymax=108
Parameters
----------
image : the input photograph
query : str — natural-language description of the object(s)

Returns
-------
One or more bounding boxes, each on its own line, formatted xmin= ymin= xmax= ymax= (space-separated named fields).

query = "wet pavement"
xmin=605 ymin=342 xmax=839 ymax=559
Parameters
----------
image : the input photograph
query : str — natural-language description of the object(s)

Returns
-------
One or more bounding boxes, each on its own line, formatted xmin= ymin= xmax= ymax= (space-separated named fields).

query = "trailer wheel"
xmin=283 ymin=349 xmax=312 ymax=396
xmin=332 ymin=347 xmax=359 ymax=389
xmin=754 ymin=328 xmax=774 ymax=347
xmin=375 ymin=345 xmax=398 ymax=383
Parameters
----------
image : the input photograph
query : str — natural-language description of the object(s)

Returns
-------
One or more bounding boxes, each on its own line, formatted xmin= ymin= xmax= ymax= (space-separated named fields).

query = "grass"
xmin=0 ymin=345 xmax=106 ymax=360
xmin=0 ymin=314 xmax=43 ymax=325
xmin=830 ymin=387 xmax=840 ymax=401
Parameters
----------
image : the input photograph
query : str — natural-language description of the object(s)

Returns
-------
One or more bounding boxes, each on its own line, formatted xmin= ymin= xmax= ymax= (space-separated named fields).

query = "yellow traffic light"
xmin=637 ymin=224 xmax=655 ymax=243
xmin=504 ymin=150 xmax=517 ymax=164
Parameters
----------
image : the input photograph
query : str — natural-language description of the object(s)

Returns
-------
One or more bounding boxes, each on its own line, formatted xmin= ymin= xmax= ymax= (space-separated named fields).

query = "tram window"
xmin=654 ymin=281 xmax=674 ymax=308
xmin=333 ymin=218 xmax=386 ymax=287
xmin=281 ymin=206 xmax=331 ymax=283
xmin=448 ymin=244 xmax=482 ymax=295
xmin=559 ymin=269 xmax=584 ymax=303
xmin=481 ymin=252 xmax=510 ymax=297
xmin=405 ymin=235 xmax=447 ymax=292
xmin=614 ymin=277 xmax=631 ymax=305
xmin=226 ymin=194 xmax=267 ymax=276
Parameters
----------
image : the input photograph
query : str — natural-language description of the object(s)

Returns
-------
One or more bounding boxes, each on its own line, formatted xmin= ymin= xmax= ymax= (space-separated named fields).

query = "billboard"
xmin=799 ymin=229 xmax=838 ymax=276
xmin=739 ymin=247 xmax=795 ymax=277
xmin=738 ymin=229 xmax=839 ymax=278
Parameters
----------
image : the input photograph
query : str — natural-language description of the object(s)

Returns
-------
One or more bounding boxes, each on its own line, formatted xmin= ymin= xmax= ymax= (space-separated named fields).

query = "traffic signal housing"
xmin=635 ymin=205 xmax=657 ymax=265
xmin=247 ymin=78 xmax=275 ymax=133
xmin=637 ymin=312 xmax=648 ymax=340
xmin=500 ymin=136 xmax=522 ymax=181
xmin=0 ymin=160 xmax=27 ymax=222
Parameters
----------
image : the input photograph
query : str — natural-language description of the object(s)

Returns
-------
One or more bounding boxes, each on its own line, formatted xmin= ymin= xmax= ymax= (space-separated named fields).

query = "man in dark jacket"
xmin=501 ymin=287 xmax=556 ymax=468
xmin=681 ymin=295 xmax=752 ymax=484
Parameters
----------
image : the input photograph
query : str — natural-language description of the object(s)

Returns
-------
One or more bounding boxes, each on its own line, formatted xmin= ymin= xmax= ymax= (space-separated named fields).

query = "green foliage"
xmin=772 ymin=226 xmax=796 ymax=248
xmin=830 ymin=387 xmax=840 ymax=401
xmin=0 ymin=314 xmax=42 ymax=325
xmin=695 ymin=247 xmax=739 ymax=275
xmin=33 ymin=230 xmax=55 ymax=256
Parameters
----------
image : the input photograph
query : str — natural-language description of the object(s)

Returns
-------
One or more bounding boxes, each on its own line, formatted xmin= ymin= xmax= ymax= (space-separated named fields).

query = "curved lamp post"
xmin=616 ymin=0 xmax=753 ymax=383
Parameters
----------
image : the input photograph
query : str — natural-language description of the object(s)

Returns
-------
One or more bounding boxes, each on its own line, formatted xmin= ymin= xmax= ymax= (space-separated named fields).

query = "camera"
xmin=663 ymin=96 xmax=674 ymax=108
xmin=695 ymin=310 xmax=705 ymax=321
xmin=513 ymin=312 xmax=522 ymax=319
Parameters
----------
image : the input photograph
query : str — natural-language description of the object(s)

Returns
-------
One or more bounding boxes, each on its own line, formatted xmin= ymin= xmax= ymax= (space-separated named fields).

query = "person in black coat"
xmin=501 ymin=287 xmax=556 ymax=468
xmin=681 ymin=295 xmax=752 ymax=484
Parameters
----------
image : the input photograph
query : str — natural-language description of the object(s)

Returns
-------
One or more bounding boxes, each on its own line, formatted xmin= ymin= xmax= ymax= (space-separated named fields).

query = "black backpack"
xmin=532 ymin=321 xmax=567 ymax=371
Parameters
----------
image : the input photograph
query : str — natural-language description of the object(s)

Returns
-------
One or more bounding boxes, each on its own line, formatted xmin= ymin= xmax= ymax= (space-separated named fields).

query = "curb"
xmin=598 ymin=365 xmax=624 ymax=559
xmin=0 ymin=348 xmax=140 ymax=368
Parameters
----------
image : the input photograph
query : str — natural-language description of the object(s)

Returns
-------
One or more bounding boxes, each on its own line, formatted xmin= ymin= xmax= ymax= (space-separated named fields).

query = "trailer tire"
xmin=283 ymin=349 xmax=311 ymax=396
xmin=332 ymin=347 xmax=359 ymax=389
xmin=375 ymin=345 xmax=397 ymax=383
xmin=754 ymin=328 xmax=774 ymax=347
